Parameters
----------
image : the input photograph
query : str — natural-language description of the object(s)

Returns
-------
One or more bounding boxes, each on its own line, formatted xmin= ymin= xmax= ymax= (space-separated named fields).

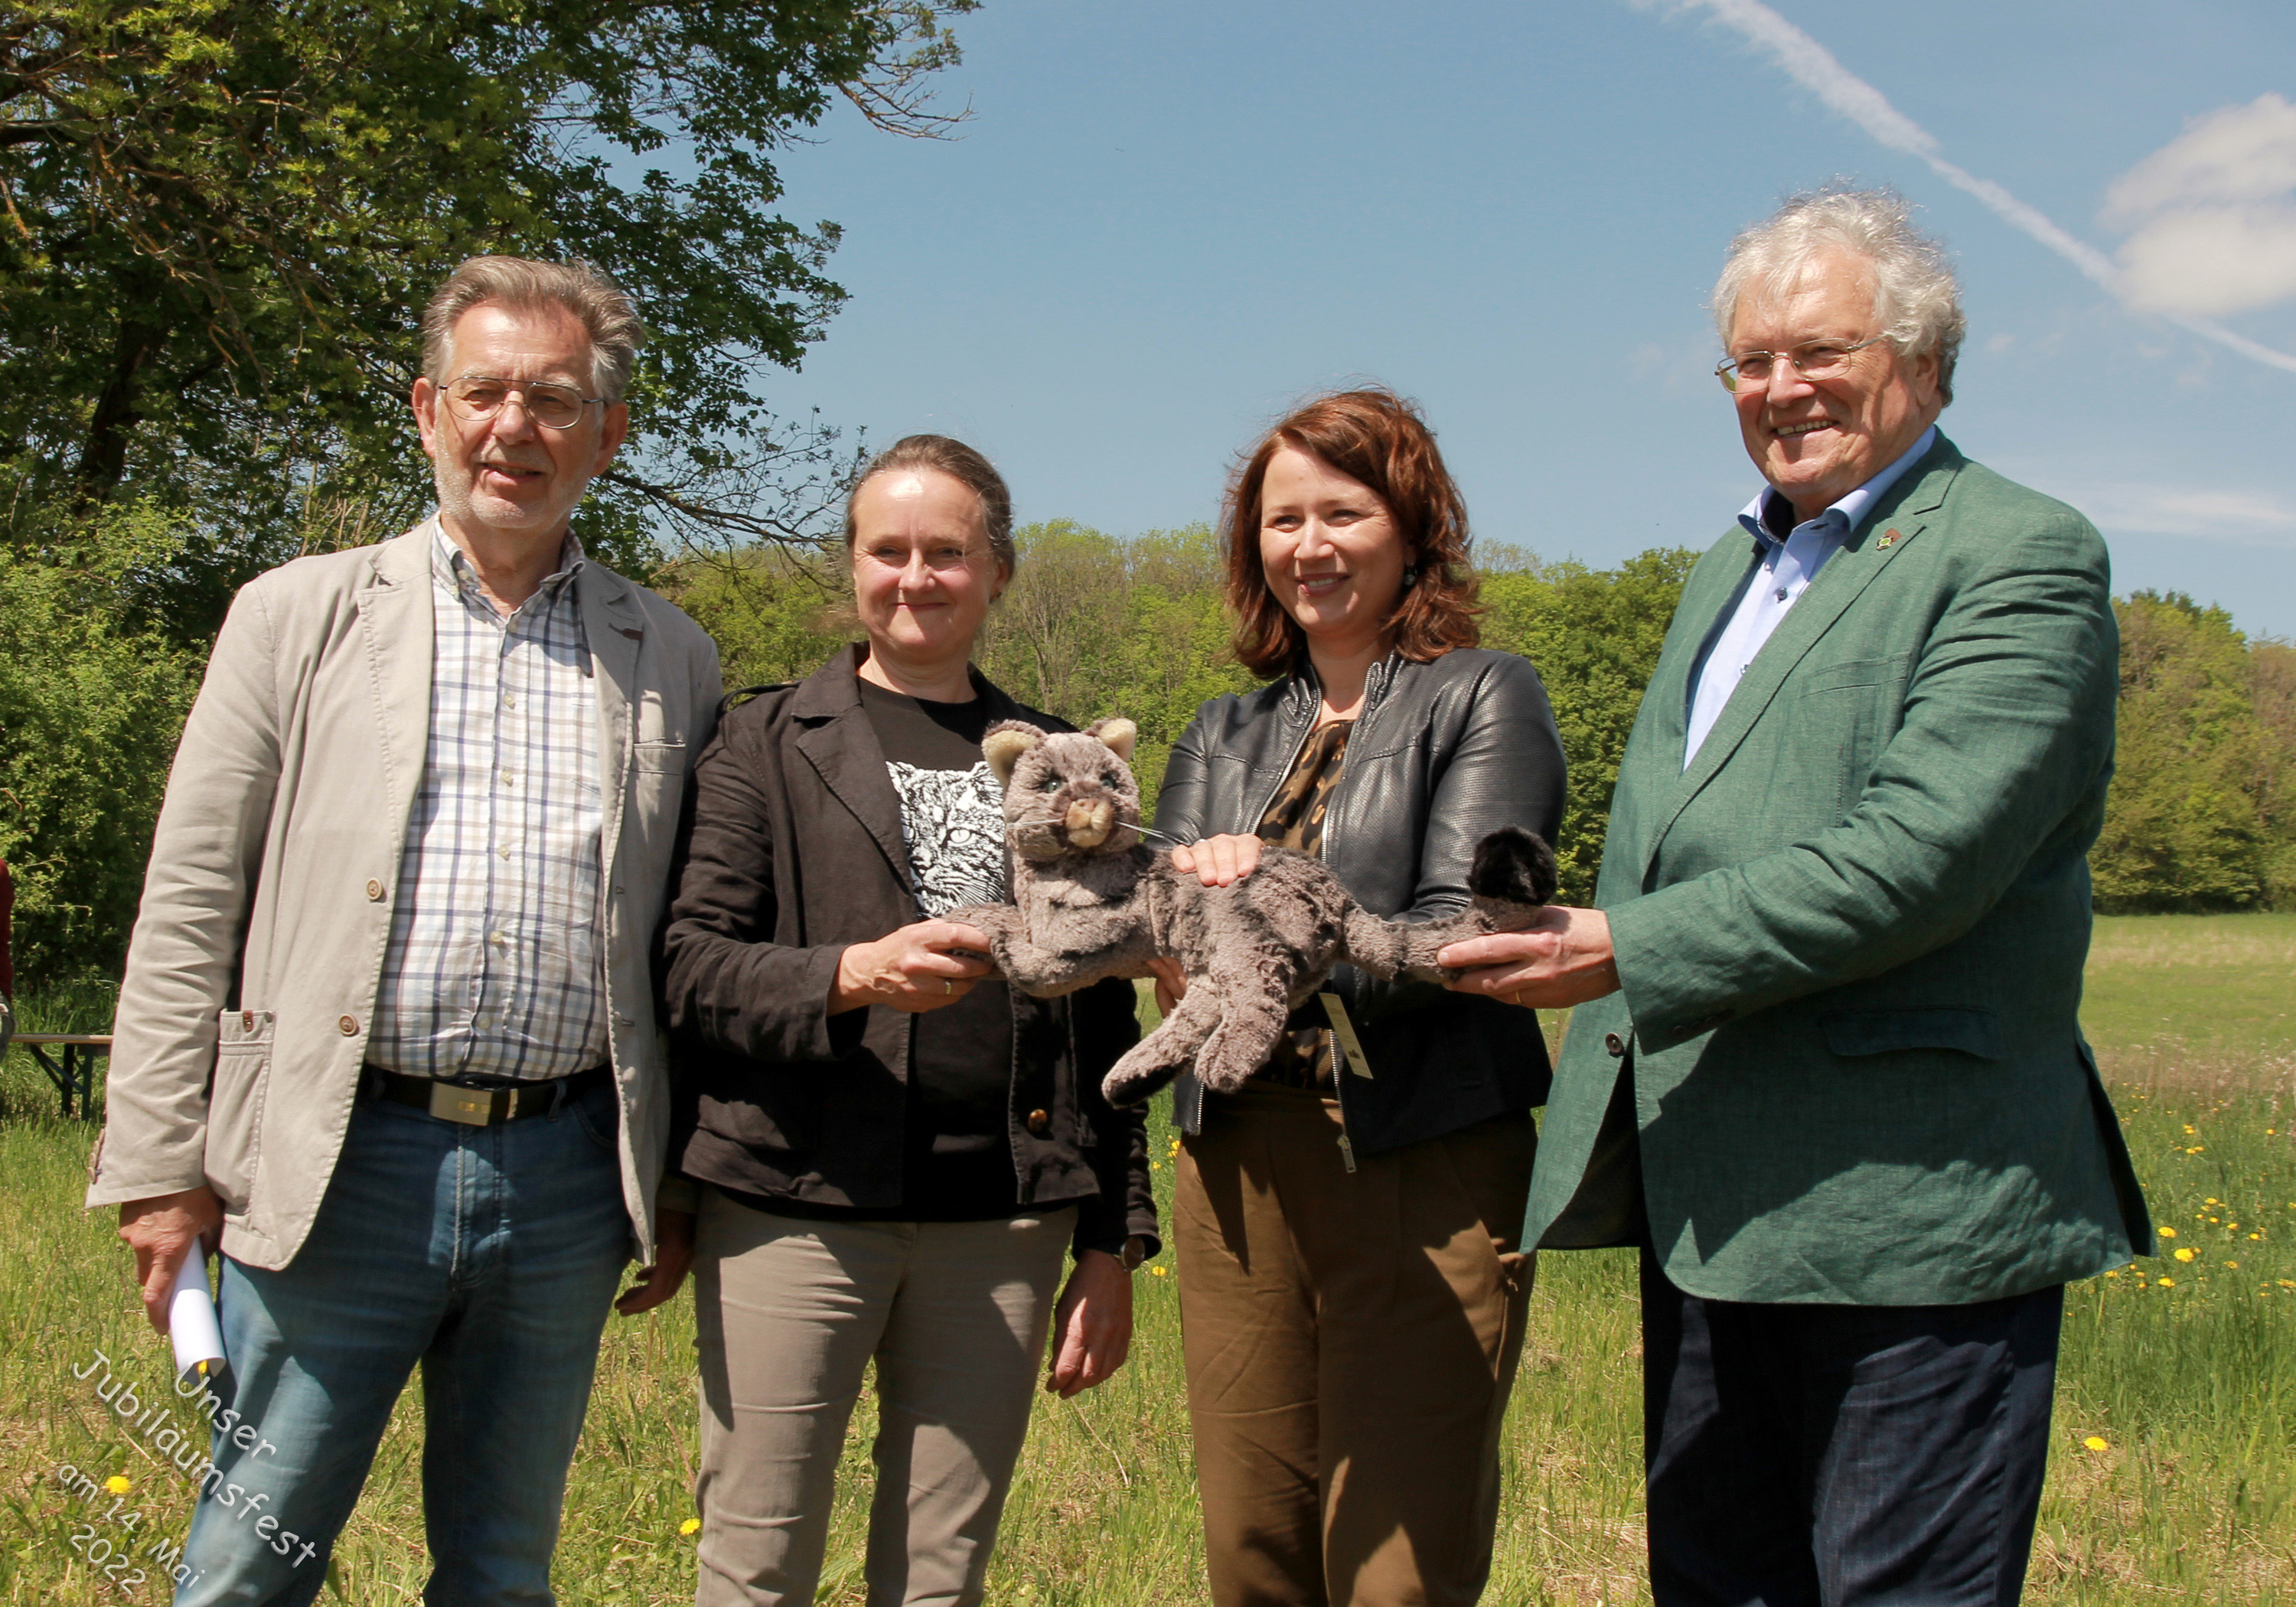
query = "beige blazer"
xmin=86 ymin=521 xmax=721 ymax=1269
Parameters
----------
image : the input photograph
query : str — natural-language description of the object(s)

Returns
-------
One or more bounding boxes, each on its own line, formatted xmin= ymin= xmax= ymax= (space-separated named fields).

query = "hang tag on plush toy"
xmin=1319 ymin=993 xmax=1375 ymax=1081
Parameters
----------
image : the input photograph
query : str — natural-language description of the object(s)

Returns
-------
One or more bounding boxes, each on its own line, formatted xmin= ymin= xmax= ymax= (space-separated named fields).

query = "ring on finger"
xmin=944 ymin=979 xmax=954 ymax=996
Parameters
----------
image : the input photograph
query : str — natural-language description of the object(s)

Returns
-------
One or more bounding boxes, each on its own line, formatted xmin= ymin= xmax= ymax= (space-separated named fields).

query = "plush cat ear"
xmin=983 ymin=721 xmax=1045 ymax=787
xmin=1088 ymin=718 xmax=1137 ymax=762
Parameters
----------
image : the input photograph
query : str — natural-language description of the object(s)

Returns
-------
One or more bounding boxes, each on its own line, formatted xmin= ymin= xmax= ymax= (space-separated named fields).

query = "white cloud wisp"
xmin=2104 ymin=93 xmax=2296 ymax=321
xmin=2076 ymin=482 xmax=2296 ymax=549
xmin=1645 ymin=0 xmax=2296 ymax=376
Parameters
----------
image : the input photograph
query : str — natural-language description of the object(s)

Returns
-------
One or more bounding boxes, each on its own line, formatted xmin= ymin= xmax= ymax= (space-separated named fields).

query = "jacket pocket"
xmin=634 ymin=738 xmax=688 ymax=774
xmin=1797 ymin=654 xmax=1912 ymax=696
xmin=1821 ymin=1007 xmax=2004 ymax=1061
xmin=205 ymin=1009 xmax=275 ymax=1214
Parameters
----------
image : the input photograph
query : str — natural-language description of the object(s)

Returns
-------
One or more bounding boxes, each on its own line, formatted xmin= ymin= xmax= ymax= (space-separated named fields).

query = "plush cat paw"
xmin=1194 ymin=1028 xmax=1274 ymax=1096
xmin=1102 ymin=1054 xmax=1182 ymax=1109
xmin=941 ymin=904 xmax=1012 ymax=965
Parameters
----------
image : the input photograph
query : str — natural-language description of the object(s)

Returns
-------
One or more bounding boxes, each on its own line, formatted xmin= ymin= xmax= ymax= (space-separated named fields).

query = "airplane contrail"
xmin=1655 ymin=0 xmax=2296 ymax=376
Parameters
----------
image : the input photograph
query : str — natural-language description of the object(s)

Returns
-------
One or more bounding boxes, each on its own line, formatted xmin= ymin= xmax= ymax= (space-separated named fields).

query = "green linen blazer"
xmin=1525 ymin=434 xmax=2151 ymax=1305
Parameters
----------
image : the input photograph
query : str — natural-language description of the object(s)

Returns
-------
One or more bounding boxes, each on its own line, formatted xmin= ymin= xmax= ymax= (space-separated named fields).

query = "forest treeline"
xmin=3 ymin=522 xmax=2290 ymax=985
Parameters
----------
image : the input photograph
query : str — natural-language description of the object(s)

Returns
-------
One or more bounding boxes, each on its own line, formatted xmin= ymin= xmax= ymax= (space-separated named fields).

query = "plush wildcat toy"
xmin=947 ymin=716 xmax=1557 ymax=1108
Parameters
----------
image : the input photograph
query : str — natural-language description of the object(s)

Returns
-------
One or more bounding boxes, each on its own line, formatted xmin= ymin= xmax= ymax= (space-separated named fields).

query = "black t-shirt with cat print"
xmin=855 ymin=679 xmax=1023 ymax=1221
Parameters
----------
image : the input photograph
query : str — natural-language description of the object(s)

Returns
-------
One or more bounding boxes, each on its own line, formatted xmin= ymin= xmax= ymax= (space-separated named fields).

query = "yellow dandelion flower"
xmin=2174 ymin=1247 xmax=2195 ymax=1262
xmin=2249 ymin=1233 xmax=2262 ymax=1240
xmin=1150 ymin=1162 xmax=1161 ymax=1172
xmin=2225 ymin=1260 xmax=2239 ymax=1270
xmin=2157 ymin=1226 xmax=2177 ymax=1238
xmin=2183 ymin=1125 xmax=2196 ymax=1135
xmin=1151 ymin=1265 xmax=1169 ymax=1276
xmin=2209 ymin=1216 xmax=2221 ymax=1224
xmin=2082 ymin=1436 xmax=2109 ymax=1452
xmin=2206 ymin=1198 xmax=2221 ymax=1206
xmin=2157 ymin=1276 xmax=2176 ymax=1288
xmin=2189 ymin=1146 xmax=2206 ymax=1155
xmin=680 ymin=1518 xmax=701 ymax=1537
xmin=104 ymin=1475 xmax=131 ymax=1495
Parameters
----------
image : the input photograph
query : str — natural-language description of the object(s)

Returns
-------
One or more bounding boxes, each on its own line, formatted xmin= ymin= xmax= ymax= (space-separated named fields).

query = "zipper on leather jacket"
xmin=1245 ymin=696 xmax=1319 ymax=830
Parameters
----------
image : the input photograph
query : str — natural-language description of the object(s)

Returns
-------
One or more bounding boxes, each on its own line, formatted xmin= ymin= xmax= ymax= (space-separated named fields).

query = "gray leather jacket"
xmin=1155 ymin=647 xmax=1567 ymax=1156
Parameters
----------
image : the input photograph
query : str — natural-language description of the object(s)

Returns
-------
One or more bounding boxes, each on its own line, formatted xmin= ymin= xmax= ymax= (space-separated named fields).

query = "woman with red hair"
xmin=1156 ymin=389 xmax=1567 ymax=1605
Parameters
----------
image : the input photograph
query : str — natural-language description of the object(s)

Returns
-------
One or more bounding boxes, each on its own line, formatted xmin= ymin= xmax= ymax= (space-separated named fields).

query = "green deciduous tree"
xmin=1482 ymin=549 xmax=1699 ymax=904
xmin=2092 ymin=592 xmax=2295 ymax=912
xmin=2 ymin=0 xmax=968 ymax=634
xmin=0 ymin=511 xmax=204 ymax=981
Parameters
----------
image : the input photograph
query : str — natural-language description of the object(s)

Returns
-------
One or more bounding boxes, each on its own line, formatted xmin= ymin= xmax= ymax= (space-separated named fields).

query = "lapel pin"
xmin=1877 ymin=527 xmax=1902 ymax=550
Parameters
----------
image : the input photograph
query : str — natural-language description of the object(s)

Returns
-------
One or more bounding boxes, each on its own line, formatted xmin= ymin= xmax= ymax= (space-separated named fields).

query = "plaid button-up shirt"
xmin=367 ymin=521 xmax=608 ymax=1081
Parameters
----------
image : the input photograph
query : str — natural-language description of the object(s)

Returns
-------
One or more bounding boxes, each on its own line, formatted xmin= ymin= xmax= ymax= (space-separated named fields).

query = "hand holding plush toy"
xmin=947 ymin=717 xmax=1557 ymax=1107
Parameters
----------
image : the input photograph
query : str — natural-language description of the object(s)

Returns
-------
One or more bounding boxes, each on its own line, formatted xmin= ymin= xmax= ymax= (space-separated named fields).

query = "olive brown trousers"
xmin=1176 ymin=1084 xmax=1536 ymax=1607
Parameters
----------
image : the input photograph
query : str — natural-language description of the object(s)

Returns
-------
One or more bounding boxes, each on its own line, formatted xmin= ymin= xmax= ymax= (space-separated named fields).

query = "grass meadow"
xmin=2 ymin=913 xmax=2291 ymax=1603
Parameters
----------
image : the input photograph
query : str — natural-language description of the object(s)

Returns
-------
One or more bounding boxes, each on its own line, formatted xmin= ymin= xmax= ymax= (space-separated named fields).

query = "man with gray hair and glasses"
xmin=90 ymin=256 xmax=720 ymax=1604
xmin=1443 ymin=187 xmax=2151 ymax=1604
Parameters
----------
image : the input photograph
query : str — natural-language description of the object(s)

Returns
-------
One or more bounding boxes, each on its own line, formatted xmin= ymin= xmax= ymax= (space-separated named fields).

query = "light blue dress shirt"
xmin=1683 ymin=425 xmax=1936 ymax=768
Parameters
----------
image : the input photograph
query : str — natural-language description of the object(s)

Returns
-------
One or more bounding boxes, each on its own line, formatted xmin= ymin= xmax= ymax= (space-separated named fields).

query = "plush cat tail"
xmin=1469 ymin=826 xmax=1557 ymax=910
xmin=983 ymin=721 xmax=1046 ymax=787
xmin=1086 ymin=717 xmax=1137 ymax=761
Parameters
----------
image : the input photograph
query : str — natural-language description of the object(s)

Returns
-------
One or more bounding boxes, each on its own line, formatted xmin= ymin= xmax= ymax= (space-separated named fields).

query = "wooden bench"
xmin=11 ymin=1033 xmax=112 ymax=1119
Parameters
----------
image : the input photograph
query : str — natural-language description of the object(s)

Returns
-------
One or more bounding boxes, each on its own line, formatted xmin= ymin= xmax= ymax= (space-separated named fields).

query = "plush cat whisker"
xmin=947 ymin=716 xmax=1557 ymax=1108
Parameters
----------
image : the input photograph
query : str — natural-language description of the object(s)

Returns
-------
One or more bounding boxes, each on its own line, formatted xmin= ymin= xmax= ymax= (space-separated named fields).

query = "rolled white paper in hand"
xmin=168 ymin=1252 xmax=227 ymax=1384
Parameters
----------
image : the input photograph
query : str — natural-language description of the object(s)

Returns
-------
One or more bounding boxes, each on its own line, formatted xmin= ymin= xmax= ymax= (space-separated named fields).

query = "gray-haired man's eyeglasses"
xmin=1715 ymin=336 xmax=1887 ymax=393
xmin=443 ymin=376 xmax=604 ymax=431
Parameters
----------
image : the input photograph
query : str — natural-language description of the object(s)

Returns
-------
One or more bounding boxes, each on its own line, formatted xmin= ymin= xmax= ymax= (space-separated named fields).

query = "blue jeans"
xmin=1641 ymin=1247 xmax=2063 ymax=1607
xmin=176 ymin=1077 xmax=631 ymax=1607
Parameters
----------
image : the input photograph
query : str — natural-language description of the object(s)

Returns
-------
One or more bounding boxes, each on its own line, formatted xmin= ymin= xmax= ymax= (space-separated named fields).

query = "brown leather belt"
xmin=365 ymin=1063 xmax=610 ymax=1127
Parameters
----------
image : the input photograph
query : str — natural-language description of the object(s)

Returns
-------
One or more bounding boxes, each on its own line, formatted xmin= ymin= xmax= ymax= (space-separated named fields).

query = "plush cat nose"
xmin=1065 ymin=798 xmax=1114 ymax=847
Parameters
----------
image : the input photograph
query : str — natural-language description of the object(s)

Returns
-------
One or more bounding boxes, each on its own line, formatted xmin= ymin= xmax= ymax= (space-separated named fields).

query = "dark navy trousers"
xmin=1640 ymin=1247 xmax=2063 ymax=1607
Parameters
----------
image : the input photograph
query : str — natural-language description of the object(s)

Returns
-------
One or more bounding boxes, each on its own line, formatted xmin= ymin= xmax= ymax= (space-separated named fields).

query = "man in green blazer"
xmin=1444 ymin=188 xmax=2150 ymax=1606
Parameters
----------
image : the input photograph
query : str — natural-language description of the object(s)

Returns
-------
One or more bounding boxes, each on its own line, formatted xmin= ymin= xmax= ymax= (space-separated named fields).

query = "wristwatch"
xmin=1118 ymin=1234 xmax=1151 ymax=1273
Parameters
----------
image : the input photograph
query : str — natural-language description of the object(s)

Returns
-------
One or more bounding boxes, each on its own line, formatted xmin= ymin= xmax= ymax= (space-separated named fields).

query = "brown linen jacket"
xmin=86 ymin=520 xmax=722 ymax=1269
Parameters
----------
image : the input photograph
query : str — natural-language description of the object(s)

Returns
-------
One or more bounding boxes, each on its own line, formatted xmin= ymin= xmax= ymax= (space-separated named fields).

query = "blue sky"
xmin=751 ymin=0 xmax=2296 ymax=638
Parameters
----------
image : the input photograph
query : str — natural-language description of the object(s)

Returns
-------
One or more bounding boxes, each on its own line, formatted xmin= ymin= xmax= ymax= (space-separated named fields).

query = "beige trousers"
xmin=691 ymin=1189 xmax=1075 ymax=1606
xmin=1176 ymin=1085 xmax=1535 ymax=1607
